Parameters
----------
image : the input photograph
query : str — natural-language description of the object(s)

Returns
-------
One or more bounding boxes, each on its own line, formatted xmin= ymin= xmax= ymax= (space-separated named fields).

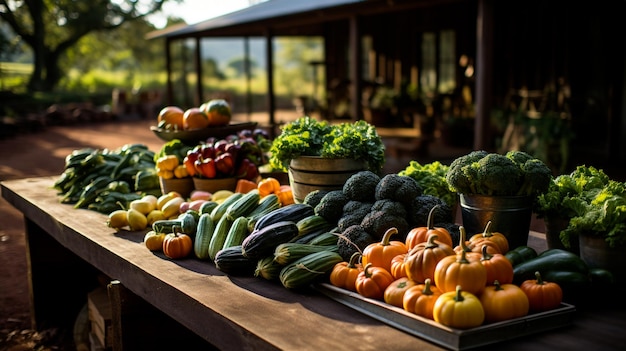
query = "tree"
xmin=0 ymin=0 xmax=180 ymax=92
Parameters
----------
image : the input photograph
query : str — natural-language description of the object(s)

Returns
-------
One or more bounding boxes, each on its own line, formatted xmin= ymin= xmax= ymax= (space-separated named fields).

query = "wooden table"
xmin=2 ymin=177 xmax=625 ymax=351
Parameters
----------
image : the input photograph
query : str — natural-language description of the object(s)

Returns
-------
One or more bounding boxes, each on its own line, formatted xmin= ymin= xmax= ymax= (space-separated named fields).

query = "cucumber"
xmin=279 ymin=250 xmax=343 ymax=289
xmin=194 ymin=213 xmax=214 ymax=260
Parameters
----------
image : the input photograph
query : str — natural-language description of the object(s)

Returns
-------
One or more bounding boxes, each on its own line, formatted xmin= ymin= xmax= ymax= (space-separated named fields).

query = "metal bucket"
xmin=288 ymin=157 xmax=367 ymax=203
xmin=459 ymin=194 xmax=533 ymax=249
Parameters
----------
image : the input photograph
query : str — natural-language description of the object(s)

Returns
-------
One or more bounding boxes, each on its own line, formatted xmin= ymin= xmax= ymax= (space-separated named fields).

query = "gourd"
xmin=143 ymin=230 xmax=165 ymax=252
xmin=433 ymin=285 xmax=485 ymax=329
xmin=402 ymin=278 xmax=442 ymax=319
xmin=214 ymin=245 xmax=257 ymax=276
xmin=479 ymin=280 xmax=529 ymax=323
xmin=210 ymin=192 xmax=243 ymax=222
xmin=255 ymin=255 xmax=284 ymax=281
xmin=383 ymin=277 xmax=418 ymax=308
xmin=355 ymin=263 xmax=395 ymax=300
xmin=291 ymin=215 xmax=333 ymax=243
xmin=221 ymin=216 xmax=250 ymax=249
xmin=362 ymin=227 xmax=408 ymax=273
xmin=208 ymin=215 xmax=234 ymax=261
xmin=404 ymin=234 xmax=455 ymax=283
xmin=152 ymin=212 xmax=196 ymax=236
xmin=279 ymin=250 xmax=343 ymax=289
xmin=329 ymin=252 xmax=363 ymax=292
xmin=390 ymin=253 xmax=408 ymax=280
xmin=245 ymin=194 xmax=281 ymax=231
xmin=307 ymin=232 xmax=339 ymax=246
xmin=224 ymin=190 xmax=260 ymax=221
xmin=405 ymin=206 xmax=453 ymax=249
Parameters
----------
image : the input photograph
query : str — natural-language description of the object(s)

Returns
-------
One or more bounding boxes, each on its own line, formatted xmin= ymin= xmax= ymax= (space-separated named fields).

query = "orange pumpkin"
xmin=390 ymin=253 xmax=409 ymax=280
xmin=355 ymin=263 xmax=395 ymax=300
xmin=519 ymin=271 xmax=563 ymax=312
xmin=163 ymin=229 xmax=193 ymax=259
xmin=362 ymin=227 xmax=407 ymax=273
xmin=453 ymin=226 xmax=482 ymax=262
xmin=329 ymin=252 xmax=363 ymax=292
xmin=402 ymin=278 xmax=442 ymax=319
xmin=405 ymin=205 xmax=453 ymax=249
xmin=469 ymin=221 xmax=510 ymax=254
xmin=434 ymin=248 xmax=487 ymax=295
xmin=479 ymin=245 xmax=514 ymax=285
xmin=479 ymin=280 xmax=529 ymax=323
xmin=383 ymin=277 xmax=418 ymax=308
xmin=404 ymin=234 xmax=455 ymax=283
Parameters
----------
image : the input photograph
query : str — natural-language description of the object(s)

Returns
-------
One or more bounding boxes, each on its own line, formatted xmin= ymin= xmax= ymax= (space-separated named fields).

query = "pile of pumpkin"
xmin=328 ymin=217 xmax=563 ymax=329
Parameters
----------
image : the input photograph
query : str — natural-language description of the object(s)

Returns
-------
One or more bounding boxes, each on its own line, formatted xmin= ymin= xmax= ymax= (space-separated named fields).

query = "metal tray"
xmin=315 ymin=283 xmax=576 ymax=351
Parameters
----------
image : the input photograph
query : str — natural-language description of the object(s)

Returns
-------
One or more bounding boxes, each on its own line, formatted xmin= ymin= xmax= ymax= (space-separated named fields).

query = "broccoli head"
xmin=337 ymin=201 xmax=374 ymax=232
xmin=475 ymin=153 xmax=524 ymax=195
xmin=505 ymin=150 xmax=534 ymax=167
xmin=303 ymin=189 xmax=329 ymax=208
xmin=446 ymin=150 xmax=489 ymax=194
xmin=518 ymin=158 xmax=553 ymax=196
xmin=407 ymin=195 xmax=454 ymax=227
xmin=314 ymin=190 xmax=349 ymax=224
xmin=343 ymin=170 xmax=380 ymax=202
xmin=370 ymin=199 xmax=407 ymax=218
xmin=360 ymin=210 xmax=409 ymax=241
xmin=375 ymin=174 xmax=422 ymax=207
xmin=337 ymin=225 xmax=376 ymax=261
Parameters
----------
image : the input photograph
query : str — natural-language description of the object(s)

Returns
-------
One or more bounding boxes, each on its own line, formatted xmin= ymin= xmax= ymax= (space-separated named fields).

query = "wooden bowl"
xmin=160 ymin=177 xmax=195 ymax=198
xmin=192 ymin=177 xmax=238 ymax=193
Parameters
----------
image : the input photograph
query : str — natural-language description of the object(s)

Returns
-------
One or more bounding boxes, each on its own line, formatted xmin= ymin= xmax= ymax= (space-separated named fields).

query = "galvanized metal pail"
xmin=459 ymin=194 xmax=533 ymax=249
xmin=288 ymin=156 xmax=367 ymax=203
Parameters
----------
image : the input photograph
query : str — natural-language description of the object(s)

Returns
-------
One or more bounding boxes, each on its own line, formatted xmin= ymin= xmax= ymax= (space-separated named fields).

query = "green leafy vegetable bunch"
xmin=537 ymin=165 xmax=626 ymax=248
xmin=269 ymin=116 xmax=385 ymax=173
xmin=399 ymin=160 xmax=457 ymax=208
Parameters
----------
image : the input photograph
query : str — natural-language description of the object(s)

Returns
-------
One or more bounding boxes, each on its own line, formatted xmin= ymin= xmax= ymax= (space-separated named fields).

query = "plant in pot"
xmin=268 ymin=116 xmax=385 ymax=203
xmin=445 ymin=150 xmax=553 ymax=250
xmin=536 ymin=165 xmax=626 ymax=283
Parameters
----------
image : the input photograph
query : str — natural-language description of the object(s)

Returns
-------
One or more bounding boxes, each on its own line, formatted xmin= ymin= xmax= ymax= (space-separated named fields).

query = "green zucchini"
xmin=199 ymin=201 xmax=219 ymax=215
xmin=246 ymin=194 xmax=281 ymax=231
xmin=273 ymin=243 xmax=339 ymax=265
xmin=208 ymin=215 xmax=234 ymax=261
xmin=513 ymin=249 xmax=590 ymax=285
xmin=307 ymin=231 xmax=339 ymax=246
xmin=193 ymin=213 xmax=214 ymax=260
xmin=210 ymin=192 xmax=243 ymax=222
xmin=279 ymin=250 xmax=343 ymax=289
xmin=225 ymin=190 xmax=260 ymax=220
xmin=222 ymin=217 xmax=250 ymax=249
xmin=504 ymin=245 xmax=538 ymax=267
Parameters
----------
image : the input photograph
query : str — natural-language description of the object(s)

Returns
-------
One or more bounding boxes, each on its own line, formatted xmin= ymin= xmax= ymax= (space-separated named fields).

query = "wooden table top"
xmin=2 ymin=177 xmax=625 ymax=351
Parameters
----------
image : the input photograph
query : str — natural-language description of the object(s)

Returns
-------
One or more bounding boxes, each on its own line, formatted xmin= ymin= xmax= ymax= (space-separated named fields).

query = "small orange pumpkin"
xmin=402 ymin=278 xmax=442 ymax=319
xmin=390 ymin=253 xmax=409 ymax=280
xmin=404 ymin=234 xmax=455 ymax=283
xmin=434 ymin=245 xmax=487 ymax=295
xmin=163 ymin=227 xmax=193 ymax=259
xmin=362 ymin=227 xmax=408 ymax=273
xmin=384 ymin=277 xmax=418 ymax=308
xmin=469 ymin=221 xmax=510 ymax=254
xmin=453 ymin=226 xmax=482 ymax=262
xmin=405 ymin=205 xmax=453 ymax=249
xmin=519 ymin=271 xmax=563 ymax=312
xmin=479 ymin=280 xmax=529 ymax=323
xmin=329 ymin=252 xmax=363 ymax=292
xmin=479 ymin=245 xmax=514 ymax=285
xmin=355 ymin=263 xmax=395 ymax=300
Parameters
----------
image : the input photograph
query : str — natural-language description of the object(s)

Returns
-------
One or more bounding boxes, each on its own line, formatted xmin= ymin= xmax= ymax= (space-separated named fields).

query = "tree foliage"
xmin=0 ymin=0 xmax=180 ymax=92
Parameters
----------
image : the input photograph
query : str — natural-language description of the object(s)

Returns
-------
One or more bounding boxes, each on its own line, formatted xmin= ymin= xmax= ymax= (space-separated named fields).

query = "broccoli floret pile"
xmin=361 ymin=210 xmax=409 ymax=241
xmin=303 ymin=189 xmax=329 ymax=208
xmin=408 ymin=195 xmax=454 ymax=228
xmin=336 ymin=225 xmax=376 ymax=261
xmin=370 ymin=199 xmax=407 ymax=218
xmin=337 ymin=200 xmax=373 ymax=232
xmin=343 ymin=170 xmax=380 ymax=202
xmin=446 ymin=150 xmax=553 ymax=196
xmin=314 ymin=190 xmax=349 ymax=223
xmin=375 ymin=174 xmax=422 ymax=207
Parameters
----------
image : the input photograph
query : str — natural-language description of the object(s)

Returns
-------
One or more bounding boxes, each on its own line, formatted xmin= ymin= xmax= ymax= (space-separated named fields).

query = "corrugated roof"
xmin=147 ymin=0 xmax=364 ymax=40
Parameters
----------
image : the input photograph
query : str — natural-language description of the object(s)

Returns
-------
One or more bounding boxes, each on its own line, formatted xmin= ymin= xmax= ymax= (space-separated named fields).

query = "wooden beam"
xmin=194 ymin=36 xmax=203 ymax=106
xmin=475 ymin=0 xmax=494 ymax=150
xmin=265 ymin=29 xmax=276 ymax=134
xmin=349 ymin=15 xmax=363 ymax=121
